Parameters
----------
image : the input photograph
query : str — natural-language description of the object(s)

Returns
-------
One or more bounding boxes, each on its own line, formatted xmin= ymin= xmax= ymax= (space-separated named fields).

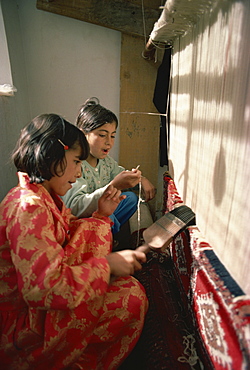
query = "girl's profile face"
xmin=42 ymin=146 xmax=82 ymax=196
xmin=85 ymin=121 xmax=117 ymax=165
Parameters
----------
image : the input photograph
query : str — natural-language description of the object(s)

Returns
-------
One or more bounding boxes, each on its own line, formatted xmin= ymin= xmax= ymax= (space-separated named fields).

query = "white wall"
xmin=0 ymin=0 xmax=121 ymax=201
xmin=0 ymin=0 xmax=30 ymax=200
xmin=170 ymin=0 xmax=250 ymax=294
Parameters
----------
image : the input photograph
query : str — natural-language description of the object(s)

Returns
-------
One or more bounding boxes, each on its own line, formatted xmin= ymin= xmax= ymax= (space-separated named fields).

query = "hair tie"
xmin=58 ymin=139 xmax=69 ymax=150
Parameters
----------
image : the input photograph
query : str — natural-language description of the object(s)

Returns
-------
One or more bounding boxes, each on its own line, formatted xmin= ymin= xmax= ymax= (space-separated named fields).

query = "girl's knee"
xmin=130 ymin=278 xmax=148 ymax=318
xmin=123 ymin=191 xmax=138 ymax=204
xmin=117 ymin=276 xmax=148 ymax=320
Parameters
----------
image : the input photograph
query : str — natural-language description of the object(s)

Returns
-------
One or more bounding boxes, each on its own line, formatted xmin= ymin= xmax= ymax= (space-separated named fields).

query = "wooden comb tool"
xmin=142 ymin=205 xmax=196 ymax=251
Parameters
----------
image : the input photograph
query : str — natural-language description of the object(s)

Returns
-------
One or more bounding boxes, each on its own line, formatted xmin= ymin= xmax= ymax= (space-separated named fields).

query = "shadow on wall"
xmin=169 ymin=0 xmax=250 ymax=293
xmin=213 ymin=146 xmax=226 ymax=206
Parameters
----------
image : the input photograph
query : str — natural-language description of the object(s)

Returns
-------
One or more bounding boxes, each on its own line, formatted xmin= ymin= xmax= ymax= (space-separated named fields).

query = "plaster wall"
xmin=0 ymin=0 xmax=121 ymax=201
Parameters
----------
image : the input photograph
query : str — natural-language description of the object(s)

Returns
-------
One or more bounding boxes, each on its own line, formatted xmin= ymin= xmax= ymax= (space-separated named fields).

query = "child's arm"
xmin=106 ymin=249 xmax=147 ymax=277
xmin=141 ymin=176 xmax=156 ymax=201
xmin=62 ymin=157 xmax=127 ymax=218
xmin=6 ymin=197 xmax=111 ymax=311
xmin=110 ymin=169 xmax=156 ymax=202
xmin=95 ymin=185 xmax=126 ymax=218
xmin=109 ymin=169 xmax=142 ymax=190
xmin=62 ymin=176 xmax=109 ymax=218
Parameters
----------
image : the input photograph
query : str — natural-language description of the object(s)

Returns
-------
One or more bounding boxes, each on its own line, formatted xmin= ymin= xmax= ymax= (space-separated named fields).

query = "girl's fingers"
xmin=107 ymin=188 xmax=122 ymax=201
xmin=136 ymin=244 xmax=150 ymax=254
xmin=119 ymin=194 xmax=126 ymax=201
xmin=133 ymin=259 xmax=143 ymax=271
xmin=131 ymin=169 xmax=142 ymax=177
xmin=134 ymin=250 xmax=147 ymax=263
xmin=104 ymin=185 xmax=126 ymax=203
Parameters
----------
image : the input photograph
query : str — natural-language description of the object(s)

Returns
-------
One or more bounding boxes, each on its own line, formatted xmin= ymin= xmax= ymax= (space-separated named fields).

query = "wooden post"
xmin=120 ymin=33 xmax=162 ymax=211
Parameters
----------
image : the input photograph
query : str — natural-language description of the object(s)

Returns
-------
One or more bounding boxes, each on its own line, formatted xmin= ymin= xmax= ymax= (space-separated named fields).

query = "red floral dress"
xmin=0 ymin=173 xmax=148 ymax=369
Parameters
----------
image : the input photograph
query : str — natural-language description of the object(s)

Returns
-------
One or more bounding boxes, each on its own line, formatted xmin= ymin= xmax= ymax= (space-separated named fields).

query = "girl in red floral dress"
xmin=0 ymin=114 xmax=148 ymax=369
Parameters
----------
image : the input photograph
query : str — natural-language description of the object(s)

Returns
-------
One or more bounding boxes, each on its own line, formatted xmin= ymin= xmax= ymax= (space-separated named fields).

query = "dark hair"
xmin=12 ymin=114 xmax=89 ymax=183
xmin=76 ymin=97 xmax=118 ymax=133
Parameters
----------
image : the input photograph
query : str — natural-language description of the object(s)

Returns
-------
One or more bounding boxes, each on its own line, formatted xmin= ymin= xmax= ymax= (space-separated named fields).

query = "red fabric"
xmin=0 ymin=173 xmax=148 ymax=369
xmin=189 ymin=227 xmax=250 ymax=370
xmin=163 ymin=172 xmax=183 ymax=213
xmin=164 ymin=172 xmax=250 ymax=369
xmin=123 ymin=172 xmax=250 ymax=369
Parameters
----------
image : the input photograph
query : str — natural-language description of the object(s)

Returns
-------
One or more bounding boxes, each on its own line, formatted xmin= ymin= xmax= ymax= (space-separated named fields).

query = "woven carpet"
xmin=118 ymin=173 xmax=250 ymax=369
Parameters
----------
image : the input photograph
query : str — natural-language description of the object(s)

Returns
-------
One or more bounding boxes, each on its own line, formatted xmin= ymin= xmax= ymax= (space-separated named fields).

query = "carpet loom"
xmin=120 ymin=172 xmax=250 ymax=369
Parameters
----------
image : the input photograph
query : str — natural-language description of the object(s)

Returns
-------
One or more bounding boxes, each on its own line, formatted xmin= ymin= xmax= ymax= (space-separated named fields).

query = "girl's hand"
xmin=110 ymin=169 xmax=142 ymax=190
xmin=141 ymin=177 xmax=156 ymax=201
xmin=97 ymin=185 xmax=126 ymax=217
xmin=135 ymin=244 xmax=151 ymax=254
xmin=106 ymin=249 xmax=147 ymax=277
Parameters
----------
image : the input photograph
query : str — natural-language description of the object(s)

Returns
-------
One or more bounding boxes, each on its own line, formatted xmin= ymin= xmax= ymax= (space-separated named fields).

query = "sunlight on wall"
xmin=170 ymin=0 xmax=250 ymax=294
xmin=173 ymin=44 xmax=193 ymax=77
xmin=171 ymin=93 xmax=191 ymax=123
xmin=193 ymin=100 xmax=233 ymax=122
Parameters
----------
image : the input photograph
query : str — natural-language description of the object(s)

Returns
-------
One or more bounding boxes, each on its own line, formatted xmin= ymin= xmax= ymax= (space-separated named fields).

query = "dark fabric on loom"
xmin=153 ymin=47 xmax=172 ymax=167
xmin=119 ymin=244 xmax=214 ymax=370
xmin=119 ymin=172 xmax=249 ymax=369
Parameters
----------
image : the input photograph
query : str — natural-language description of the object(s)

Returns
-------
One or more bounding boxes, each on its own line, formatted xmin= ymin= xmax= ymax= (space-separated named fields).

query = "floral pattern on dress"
xmin=0 ymin=172 xmax=148 ymax=369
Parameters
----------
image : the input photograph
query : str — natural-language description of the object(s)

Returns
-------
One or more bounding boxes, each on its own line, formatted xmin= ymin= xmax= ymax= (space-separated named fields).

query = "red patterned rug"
xmin=119 ymin=173 xmax=250 ymax=369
